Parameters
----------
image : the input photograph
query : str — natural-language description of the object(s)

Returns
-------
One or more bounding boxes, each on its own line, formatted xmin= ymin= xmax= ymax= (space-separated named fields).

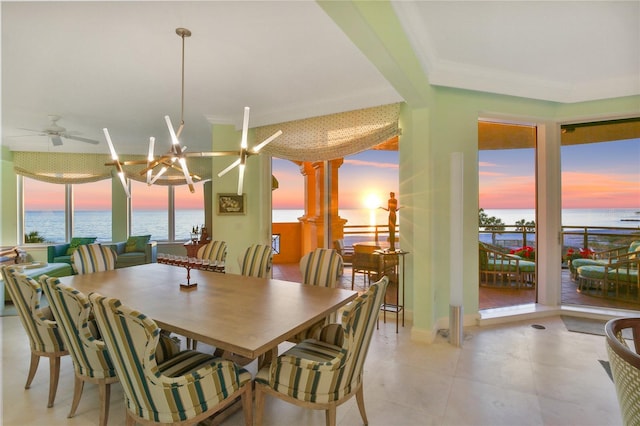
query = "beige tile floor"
xmin=2 ymin=312 xmax=621 ymax=426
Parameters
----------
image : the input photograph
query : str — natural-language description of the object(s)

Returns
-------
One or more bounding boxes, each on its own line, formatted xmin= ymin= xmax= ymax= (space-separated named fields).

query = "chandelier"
xmin=104 ymin=28 xmax=282 ymax=197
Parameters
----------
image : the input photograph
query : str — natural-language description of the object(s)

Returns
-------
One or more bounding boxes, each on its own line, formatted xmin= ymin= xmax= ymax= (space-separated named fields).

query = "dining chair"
xmin=255 ymin=276 xmax=389 ymax=426
xmin=40 ymin=275 xmax=182 ymax=426
xmin=196 ymin=240 xmax=227 ymax=263
xmin=289 ymin=248 xmax=344 ymax=342
xmin=89 ymin=292 xmax=253 ymax=426
xmin=40 ymin=275 xmax=118 ymax=425
xmin=238 ymin=243 xmax=273 ymax=277
xmin=72 ymin=243 xmax=117 ymax=275
xmin=605 ymin=317 xmax=640 ymax=425
xmin=0 ymin=266 xmax=68 ymax=408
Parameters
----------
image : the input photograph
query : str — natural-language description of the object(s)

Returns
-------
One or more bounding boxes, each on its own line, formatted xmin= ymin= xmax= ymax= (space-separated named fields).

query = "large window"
xmin=73 ymin=180 xmax=112 ymax=241
xmin=23 ymin=177 xmax=65 ymax=243
xmin=175 ymin=183 xmax=205 ymax=241
xmin=131 ymin=181 xmax=169 ymax=240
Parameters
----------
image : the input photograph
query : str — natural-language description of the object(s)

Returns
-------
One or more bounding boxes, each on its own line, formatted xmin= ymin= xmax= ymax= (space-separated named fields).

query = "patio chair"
xmin=351 ymin=244 xmax=382 ymax=290
xmin=576 ymin=257 xmax=639 ymax=299
xmin=0 ymin=266 xmax=68 ymax=408
xmin=254 ymin=276 xmax=389 ymax=426
xmin=605 ymin=317 xmax=640 ymax=425
xmin=333 ymin=239 xmax=354 ymax=265
xmin=89 ymin=292 xmax=253 ymax=426
xmin=570 ymin=240 xmax=640 ymax=279
xmin=479 ymin=242 xmax=534 ymax=288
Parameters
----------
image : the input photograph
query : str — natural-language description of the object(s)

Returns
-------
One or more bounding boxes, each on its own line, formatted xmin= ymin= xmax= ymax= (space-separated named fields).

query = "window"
xmin=131 ymin=181 xmax=168 ymax=241
xmin=175 ymin=182 xmax=205 ymax=241
xmin=73 ymin=180 xmax=111 ymax=241
xmin=23 ymin=177 xmax=65 ymax=243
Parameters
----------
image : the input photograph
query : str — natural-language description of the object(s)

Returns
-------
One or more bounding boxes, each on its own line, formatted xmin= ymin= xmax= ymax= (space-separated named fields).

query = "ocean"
xmin=24 ymin=208 xmax=640 ymax=244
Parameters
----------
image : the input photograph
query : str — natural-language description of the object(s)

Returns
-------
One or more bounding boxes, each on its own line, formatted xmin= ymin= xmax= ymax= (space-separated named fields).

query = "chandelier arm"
xmin=252 ymin=130 xmax=283 ymax=153
xmin=146 ymin=137 xmax=155 ymax=184
xmin=183 ymin=151 xmax=240 ymax=157
xmin=102 ymin=128 xmax=130 ymax=198
xmin=217 ymin=158 xmax=241 ymax=177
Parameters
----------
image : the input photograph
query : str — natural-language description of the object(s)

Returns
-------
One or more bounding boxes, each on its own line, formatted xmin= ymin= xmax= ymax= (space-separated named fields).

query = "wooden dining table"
xmin=59 ymin=263 xmax=358 ymax=362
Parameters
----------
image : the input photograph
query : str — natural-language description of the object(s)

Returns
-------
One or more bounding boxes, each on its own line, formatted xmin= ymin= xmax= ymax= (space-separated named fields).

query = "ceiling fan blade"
xmin=217 ymin=158 xmax=241 ymax=178
xmin=252 ymin=130 xmax=283 ymax=153
xmin=50 ymin=135 xmax=63 ymax=146
xmin=63 ymin=134 xmax=100 ymax=144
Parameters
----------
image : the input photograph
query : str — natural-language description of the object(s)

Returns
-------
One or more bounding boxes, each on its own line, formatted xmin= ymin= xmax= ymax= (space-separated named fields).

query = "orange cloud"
xmin=343 ymin=159 xmax=398 ymax=169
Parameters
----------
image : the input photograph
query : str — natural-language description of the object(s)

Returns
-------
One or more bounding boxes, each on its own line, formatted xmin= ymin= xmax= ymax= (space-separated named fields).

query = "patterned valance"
xmin=256 ymin=103 xmax=401 ymax=162
xmin=13 ymin=152 xmax=213 ymax=185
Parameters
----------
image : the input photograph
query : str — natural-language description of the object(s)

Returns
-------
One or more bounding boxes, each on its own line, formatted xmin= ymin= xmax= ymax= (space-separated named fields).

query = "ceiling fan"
xmin=19 ymin=115 xmax=100 ymax=146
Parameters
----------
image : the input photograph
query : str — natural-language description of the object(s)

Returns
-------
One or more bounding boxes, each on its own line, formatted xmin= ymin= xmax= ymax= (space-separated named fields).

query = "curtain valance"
xmin=256 ymin=103 xmax=401 ymax=162
xmin=13 ymin=152 xmax=213 ymax=185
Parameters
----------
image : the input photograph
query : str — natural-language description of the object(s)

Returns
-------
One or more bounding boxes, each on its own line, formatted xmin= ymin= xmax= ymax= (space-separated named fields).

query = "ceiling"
xmin=2 ymin=1 xmax=638 ymax=156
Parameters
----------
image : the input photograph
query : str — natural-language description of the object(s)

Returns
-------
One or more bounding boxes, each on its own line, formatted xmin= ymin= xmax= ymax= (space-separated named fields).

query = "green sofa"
xmin=106 ymin=237 xmax=157 ymax=268
xmin=47 ymin=237 xmax=97 ymax=265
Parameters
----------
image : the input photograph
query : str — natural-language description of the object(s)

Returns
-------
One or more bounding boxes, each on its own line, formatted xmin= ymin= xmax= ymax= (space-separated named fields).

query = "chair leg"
xmin=125 ymin=410 xmax=136 ymax=426
xmin=25 ymin=352 xmax=40 ymax=389
xmin=255 ymin=384 xmax=265 ymax=426
xmin=326 ymin=405 xmax=337 ymax=426
xmin=351 ymin=269 xmax=356 ymax=290
xmin=355 ymin=385 xmax=368 ymax=425
xmin=47 ymin=355 xmax=61 ymax=407
xmin=68 ymin=375 xmax=84 ymax=417
xmin=98 ymin=382 xmax=111 ymax=426
xmin=241 ymin=382 xmax=253 ymax=426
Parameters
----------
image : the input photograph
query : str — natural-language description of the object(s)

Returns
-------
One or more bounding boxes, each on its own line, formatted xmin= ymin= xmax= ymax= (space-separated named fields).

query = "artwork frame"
xmin=217 ymin=193 xmax=246 ymax=215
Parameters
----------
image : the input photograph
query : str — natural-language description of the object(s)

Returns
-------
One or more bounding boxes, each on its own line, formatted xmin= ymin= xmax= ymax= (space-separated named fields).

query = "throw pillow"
xmin=125 ymin=235 xmax=151 ymax=253
xmin=66 ymin=237 xmax=97 ymax=255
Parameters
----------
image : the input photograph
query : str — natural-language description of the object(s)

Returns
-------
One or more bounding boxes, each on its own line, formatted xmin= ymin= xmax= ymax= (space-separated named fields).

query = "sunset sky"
xmin=24 ymin=138 xmax=638 ymax=211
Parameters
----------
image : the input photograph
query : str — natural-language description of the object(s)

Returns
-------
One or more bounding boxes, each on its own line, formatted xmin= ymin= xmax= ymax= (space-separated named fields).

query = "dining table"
xmin=59 ymin=263 xmax=358 ymax=363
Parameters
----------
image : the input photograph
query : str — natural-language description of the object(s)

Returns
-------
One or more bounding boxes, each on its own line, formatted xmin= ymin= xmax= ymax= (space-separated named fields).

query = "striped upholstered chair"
xmin=89 ymin=292 xmax=253 ymax=426
xmin=0 ymin=266 xmax=68 ymax=408
xmin=72 ymin=243 xmax=116 ymax=275
xmin=289 ymin=248 xmax=344 ymax=342
xmin=605 ymin=317 xmax=640 ymax=425
xmin=238 ymin=243 xmax=273 ymax=278
xmin=255 ymin=276 xmax=389 ymax=426
xmin=40 ymin=276 xmax=181 ymax=426
xmin=196 ymin=240 xmax=227 ymax=263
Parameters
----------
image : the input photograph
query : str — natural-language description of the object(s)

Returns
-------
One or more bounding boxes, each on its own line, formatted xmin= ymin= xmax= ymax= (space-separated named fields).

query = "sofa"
xmin=106 ymin=236 xmax=157 ymax=268
xmin=47 ymin=237 xmax=97 ymax=265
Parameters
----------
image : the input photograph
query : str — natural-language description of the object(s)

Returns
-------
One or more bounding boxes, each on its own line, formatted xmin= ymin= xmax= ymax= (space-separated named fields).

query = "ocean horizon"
xmin=24 ymin=207 xmax=639 ymax=244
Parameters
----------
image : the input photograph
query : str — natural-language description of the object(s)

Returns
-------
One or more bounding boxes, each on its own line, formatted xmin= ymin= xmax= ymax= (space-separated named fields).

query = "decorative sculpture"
xmin=380 ymin=192 xmax=400 ymax=251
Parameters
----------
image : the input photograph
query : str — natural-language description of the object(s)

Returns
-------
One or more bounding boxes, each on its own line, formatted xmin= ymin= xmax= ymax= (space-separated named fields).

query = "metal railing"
xmin=343 ymin=224 xmax=396 ymax=246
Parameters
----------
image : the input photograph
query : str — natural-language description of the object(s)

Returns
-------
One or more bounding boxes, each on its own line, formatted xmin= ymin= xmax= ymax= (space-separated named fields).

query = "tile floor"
xmin=2 ymin=312 xmax=622 ymax=425
xmin=1 ymin=264 xmax=624 ymax=425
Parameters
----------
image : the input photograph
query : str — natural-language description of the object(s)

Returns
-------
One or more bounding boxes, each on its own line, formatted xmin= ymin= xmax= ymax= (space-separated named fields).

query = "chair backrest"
xmin=239 ymin=244 xmax=273 ymax=277
xmin=40 ymin=276 xmax=115 ymax=379
xmin=89 ymin=292 xmax=244 ymax=424
xmin=0 ymin=266 xmax=65 ymax=353
xmin=299 ymin=248 xmax=343 ymax=288
xmin=605 ymin=317 xmax=640 ymax=425
xmin=73 ymin=243 xmax=116 ymax=275
xmin=339 ymin=276 xmax=389 ymax=392
xmin=196 ymin=240 xmax=227 ymax=262
xmin=89 ymin=292 xmax=172 ymax=421
xmin=352 ymin=244 xmax=381 ymax=272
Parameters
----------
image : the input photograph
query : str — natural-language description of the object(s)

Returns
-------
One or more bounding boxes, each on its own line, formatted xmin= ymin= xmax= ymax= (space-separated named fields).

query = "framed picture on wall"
xmin=217 ymin=193 xmax=246 ymax=215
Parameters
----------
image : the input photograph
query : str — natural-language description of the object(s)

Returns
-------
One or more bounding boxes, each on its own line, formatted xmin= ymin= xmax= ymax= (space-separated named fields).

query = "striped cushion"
xmin=89 ymin=293 xmax=251 ymax=424
xmin=299 ymin=248 xmax=343 ymax=288
xmin=255 ymin=276 xmax=389 ymax=404
xmin=196 ymin=240 xmax=227 ymax=262
xmin=40 ymin=276 xmax=116 ymax=379
xmin=239 ymin=244 xmax=273 ymax=278
xmin=1 ymin=266 xmax=66 ymax=353
xmin=73 ymin=244 xmax=116 ymax=275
